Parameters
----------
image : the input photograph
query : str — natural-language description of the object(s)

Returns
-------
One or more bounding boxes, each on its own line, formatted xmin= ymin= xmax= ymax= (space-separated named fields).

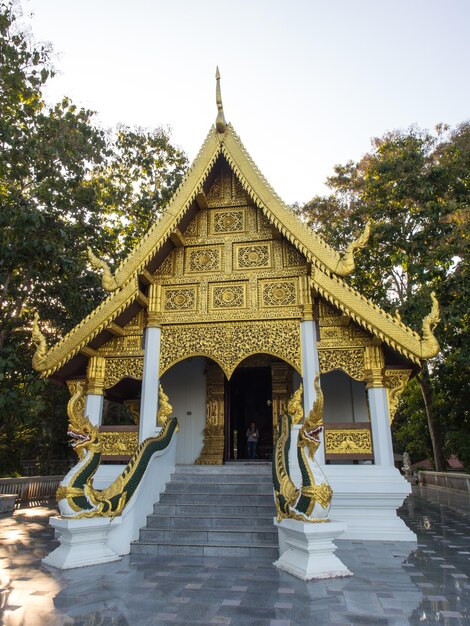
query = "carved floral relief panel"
xmin=206 ymin=163 xmax=250 ymax=207
xmin=210 ymin=209 xmax=245 ymax=234
xmin=234 ymin=243 xmax=272 ymax=270
xmin=159 ymin=320 xmax=301 ymax=378
xmin=162 ymin=286 xmax=197 ymax=311
xmin=260 ymin=280 xmax=297 ymax=308
xmin=284 ymin=242 xmax=306 ymax=268
xmin=185 ymin=246 xmax=222 ymax=273
xmin=210 ymin=283 xmax=247 ymax=309
xmin=154 ymin=253 xmax=174 ymax=276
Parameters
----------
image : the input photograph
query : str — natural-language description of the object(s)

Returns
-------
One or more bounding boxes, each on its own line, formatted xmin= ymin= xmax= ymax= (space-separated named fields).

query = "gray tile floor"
xmin=1 ymin=486 xmax=469 ymax=625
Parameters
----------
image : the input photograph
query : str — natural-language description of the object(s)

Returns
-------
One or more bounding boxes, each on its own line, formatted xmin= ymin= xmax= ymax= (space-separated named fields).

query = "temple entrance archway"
xmin=224 ymin=366 xmax=272 ymax=461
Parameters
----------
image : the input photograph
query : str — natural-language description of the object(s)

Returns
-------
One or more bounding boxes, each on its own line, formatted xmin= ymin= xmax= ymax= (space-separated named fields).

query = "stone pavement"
xmin=0 ymin=487 xmax=469 ymax=625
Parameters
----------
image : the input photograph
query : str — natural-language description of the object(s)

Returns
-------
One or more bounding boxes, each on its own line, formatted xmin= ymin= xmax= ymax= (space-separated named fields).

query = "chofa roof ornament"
xmin=334 ymin=221 xmax=371 ymax=277
xmin=420 ymin=291 xmax=440 ymax=359
xmin=32 ymin=312 xmax=48 ymax=371
xmin=215 ymin=66 xmax=227 ymax=133
xmin=87 ymin=246 xmax=122 ymax=292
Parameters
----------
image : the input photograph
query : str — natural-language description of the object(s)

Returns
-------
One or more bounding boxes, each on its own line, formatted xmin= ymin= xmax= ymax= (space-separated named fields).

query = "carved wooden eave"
xmin=35 ymin=278 xmax=141 ymax=378
xmin=34 ymin=121 xmax=438 ymax=379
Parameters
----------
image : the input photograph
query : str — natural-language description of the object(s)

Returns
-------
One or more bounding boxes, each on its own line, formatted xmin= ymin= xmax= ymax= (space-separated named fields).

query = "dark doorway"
xmin=225 ymin=366 xmax=273 ymax=460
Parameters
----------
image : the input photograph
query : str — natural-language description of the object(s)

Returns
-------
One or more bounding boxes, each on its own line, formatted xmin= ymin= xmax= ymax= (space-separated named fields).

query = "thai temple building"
xmin=32 ymin=72 xmax=440 ymax=565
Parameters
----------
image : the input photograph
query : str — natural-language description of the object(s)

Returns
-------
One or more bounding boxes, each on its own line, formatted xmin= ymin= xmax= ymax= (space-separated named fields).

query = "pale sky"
xmin=25 ymin=0 xmax=470 ymax=204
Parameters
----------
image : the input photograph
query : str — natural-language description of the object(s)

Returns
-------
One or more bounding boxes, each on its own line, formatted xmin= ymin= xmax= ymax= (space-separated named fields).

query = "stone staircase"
xmin=130 ymin=462 xmax=278 ymax=558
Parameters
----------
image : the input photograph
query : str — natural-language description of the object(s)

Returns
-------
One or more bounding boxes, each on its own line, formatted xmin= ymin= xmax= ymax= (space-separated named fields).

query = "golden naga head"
xmin=420 ymin=291 xmax=440 ymax=359
xmin=31 ymin=312 xmax=48 ymax=371
xmin=86 ymin=246 xmax=120 ymax=292
xmin=66 ymin=380 xmax=100 ymax=458
xmin=298 ymin=374 xmax=324 ymax=455
xmin=334 ymin=221 xmax=371 ymax=277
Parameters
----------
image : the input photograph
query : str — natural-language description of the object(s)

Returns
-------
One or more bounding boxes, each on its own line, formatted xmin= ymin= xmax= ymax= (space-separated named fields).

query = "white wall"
xmin=161 ymin=357 xmax=207 ymax=464
xmin=321 ymin=370 xmax=368 ymax=423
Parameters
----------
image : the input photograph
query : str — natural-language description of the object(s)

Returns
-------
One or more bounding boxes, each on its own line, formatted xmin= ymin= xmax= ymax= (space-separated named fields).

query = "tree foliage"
xmin=0 ymin=1 xmax=188 ymax=475
xmin=299 ymin=123 xmax=469 ymax=469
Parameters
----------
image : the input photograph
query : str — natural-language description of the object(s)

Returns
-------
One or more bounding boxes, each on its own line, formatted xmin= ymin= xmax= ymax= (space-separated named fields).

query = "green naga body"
xmin=273 ymin=375 xmax=333 ymax=522
xmin=57 ymin=381 xmax=178 ymax=519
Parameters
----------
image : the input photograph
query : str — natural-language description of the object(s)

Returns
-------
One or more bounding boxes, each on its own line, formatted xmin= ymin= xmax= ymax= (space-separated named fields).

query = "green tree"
xmin=299 ymin=123 xmax=469 ymax=470
xmin=0 ymin=1 xmax=188 ymax=475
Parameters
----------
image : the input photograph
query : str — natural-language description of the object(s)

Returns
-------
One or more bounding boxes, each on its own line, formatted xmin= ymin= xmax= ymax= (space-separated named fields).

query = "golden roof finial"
xmin=215 ymin=66 xmax=227 ymax=133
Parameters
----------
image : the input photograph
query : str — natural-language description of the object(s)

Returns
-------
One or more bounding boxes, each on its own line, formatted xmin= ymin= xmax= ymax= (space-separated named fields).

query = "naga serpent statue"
xmin=273 ymin=374 xmax=333 ymax=523
xmin=56 ymin=381 xmax=178 ymax=519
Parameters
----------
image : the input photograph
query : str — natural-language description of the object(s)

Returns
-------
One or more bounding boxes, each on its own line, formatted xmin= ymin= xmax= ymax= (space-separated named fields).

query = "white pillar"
xmin=368 ymin=386 xmax=394 ymax=466
xmin=85 ymin=394 xmax=103 ymax=427
xmin=300 ymin=320 xmax=325 ymax=464
xmin=139 ymin=325 xmax=161 ymax=442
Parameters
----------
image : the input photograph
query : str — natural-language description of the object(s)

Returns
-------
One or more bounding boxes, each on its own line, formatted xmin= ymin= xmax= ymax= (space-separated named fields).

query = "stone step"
xmin=153 ymin=503 xmax=276 ymax=517
xmin=130 ymin=541 xmax=279 ymax=559
xmin=170 ymin=473 xmax=273 ymax=484
xmin=138 ymin=528 xmax=278 ymax=545
xmin=131 ymin=462 xmax=278 ymax=559
xmin=165 ymin=482 xmax=273 ymax=494
xmin=159 ymin=492 xmax=274 ymax=506
xmin=146 ymin=514 xmax=274 ymax=530
xmin=174 ymin=464 xmax=272 ymax=475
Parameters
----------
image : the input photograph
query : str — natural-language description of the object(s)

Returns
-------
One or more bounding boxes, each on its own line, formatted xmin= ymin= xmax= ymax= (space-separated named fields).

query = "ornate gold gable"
xmin=33 ymin=115 xmax=438 ymax=380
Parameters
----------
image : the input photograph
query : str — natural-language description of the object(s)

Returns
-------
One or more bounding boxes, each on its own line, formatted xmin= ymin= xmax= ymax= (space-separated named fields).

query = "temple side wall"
xmin=161 ymin=357 xmax=206 ymax=464
xmin=321 ymin=370 xmax=368 ymax=423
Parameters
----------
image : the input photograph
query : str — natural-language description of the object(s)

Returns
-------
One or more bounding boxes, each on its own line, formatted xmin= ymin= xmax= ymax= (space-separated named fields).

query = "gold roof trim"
xmin=112 ymin=128 xmax=221 ymax=287
xmin=36 ymin=278 xmax=140 ymax=377
xmin=220 ymin=126 xmax=343 ymax=275
xmin=312 ymin=270 xmax=438 ymax=363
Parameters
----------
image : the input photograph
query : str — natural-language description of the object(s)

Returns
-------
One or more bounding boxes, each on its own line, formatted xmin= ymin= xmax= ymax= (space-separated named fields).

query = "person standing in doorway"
xmin=246 ymin=421 xmax=259 ymax=459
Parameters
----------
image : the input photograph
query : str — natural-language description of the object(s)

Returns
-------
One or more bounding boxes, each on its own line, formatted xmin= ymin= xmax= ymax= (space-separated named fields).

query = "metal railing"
xmin=419 ymin=471 xmax=470 ymax=494
xmin=0 ymin=475 xmax=63 ymax=503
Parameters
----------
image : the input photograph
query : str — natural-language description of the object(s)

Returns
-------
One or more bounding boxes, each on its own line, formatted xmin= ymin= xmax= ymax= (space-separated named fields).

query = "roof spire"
xmin=215 ymin=66 xmax=227 ymax=133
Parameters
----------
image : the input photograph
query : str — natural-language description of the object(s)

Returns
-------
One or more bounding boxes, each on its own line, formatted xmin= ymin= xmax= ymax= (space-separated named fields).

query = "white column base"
xmin=323 ymin=464 xmax=416 ymax=542
xmin=274 ymin=518 xmax=352 ymax=580
xmin=42 ymin=516 xmax=121 ymax=570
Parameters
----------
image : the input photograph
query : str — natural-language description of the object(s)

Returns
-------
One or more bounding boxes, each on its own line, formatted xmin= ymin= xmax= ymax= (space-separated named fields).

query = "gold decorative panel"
xmin=319 ymin=325 xmax=370 ymax=348
xmin=206 ymin=163 xmax=249 ymax=207
xmin=104 ymin=357 xmax=144 ymax=389
xmin=162 ymin=286 xmax=197 ymax=311
xmin=211 ymin=283 xmax=246 ymax=309
xmin=318 ymin=348 xmax=365 ymax=381
xmin=154 ymin=254 xmax=173 ymax=276
xmin=185 ymin=247 xmax=221 ymax=273
xmin=100 ymin=431 xmax=138 ymax=456
xmin=98 ymin=335 xmax=143 ymax=357
xmin=385 ymin=369 xmax=412 ymax=422
xmin=284 ymin=243 xmax=306 ymax=268
xmin=261 ymin=280 xmax=297 ymax=307
xmin=319 ymin=300 xmax=343 ymax=326
xmin=210 ymin=209 xmax=245 ymax=234
xmin=234 ymin=243 xmax=271 ymax=270
xmin=324 ymin=428 xmax=373 ymax=456
xmin=196 ymin=363 xmax=225 ymax=465
xmin=160 ymin=320 xmax=301 ymax=378
xmin=184 ymin=216 xmax=198 ymax=238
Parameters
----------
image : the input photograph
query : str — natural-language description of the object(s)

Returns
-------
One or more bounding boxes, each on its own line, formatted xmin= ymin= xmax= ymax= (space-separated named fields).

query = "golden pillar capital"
xmin=364 ymin=344 xmax=385 ymax=389
xmin=147 ymin=283 xmax=162 ymax=328
xmin=86 ymin=356 xmax=106 ymax=395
